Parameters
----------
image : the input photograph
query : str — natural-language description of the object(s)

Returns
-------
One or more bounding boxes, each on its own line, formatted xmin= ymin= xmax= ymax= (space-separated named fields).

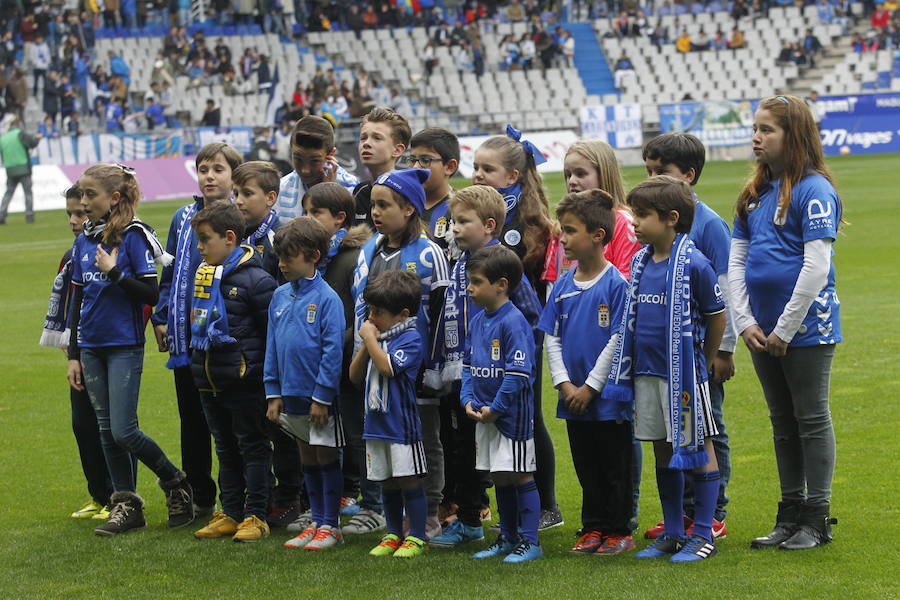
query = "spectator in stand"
xmin=43 ymin=70 xmax=62 ymax=124
xmin=0 ymin=32 xmax=15 ymax=68
xmin=362 ymin=5 xmax=379 ymax=28
xmin=455 ymin=39 xmax=471 ymax=75
xmin=144 ymin=96 xmax=166 ymax=130
xmin=651 ymin=22 xmax=669 ymax=47
xmin=713 ymin=29 xmax=728 ymax=50
xmin=187 ymin=58 xmax=207 ymax=86
xmin=258 ymin=54 xmax=272 ymax=93
xmin=560 ymin=28 xmax=575 ymax=67
xmin=201 ymin=99 xmax=221 ymax=126
xmin=803 ymin=28 xmax=822 ymax=67
xmin=805 ymin=91 xmax=824 ymax=130
xmin=519 ymin=33 xmax=536 ymax=69
xmin=179 ymin=0 xmax=193 ymax=26
xmin=291 ymin=82 xmax=308 ymax=114
xmin=353 ymin=69 xmax=371 ymax=101
xmin=507 ymin=0 xmax=526 ymax=22
xmin=872 ymin=3 xmax=891 ymax=28
xmin=731 ymin=0 xmax=749 ymax=23
xmin=791 ymin=44 xmax=808 ymax=65
xmin=30 ymin=35 xmax=52 ymax=96
xmin=472 ymin=37 xmax=485 ymax=77
xmin=451 ymin=19 xmax=467 ymax=46
xmin=7 ymin=68 xmax=27 ymax=120
xmin=60 ymin=74 xmax=77 ymax=121
xmin=676 ymin=30 xmax=692 ymax=53
xmin=109 ymin=51 xmax=131 ymax=86
xmin=613 ymin=52 xmax=636 ymax=88
xmin=536 ymin=25 xmax=556 ymax=70
xmin=122 ymin=0 xmax=138 ymax=29
xmin=105 ymin=97 xmax=125 ymax=132
xmin=728 ymin=28 xmax=746 ymax=49
xmin=424 ymin=39 xmax=438 ymax=79
xmin=348 ymin=4 xmax=364 ymax=39
xmin=434 ymin=21 xmax=452 ymax=46
xmin=64 ymin=111 xmax=83 ymax=135
xmin=692 ymin=28 xmax=711 ymax=51
xmin=817 ymin=0 xmax=834 ymax=24
xmin=214 ymin=37 xmax=232 ymax=64
xmin=38 ymin=115 xmax=61 ymax=139
xmin=20 ymin=13 xmax=38 ymax=44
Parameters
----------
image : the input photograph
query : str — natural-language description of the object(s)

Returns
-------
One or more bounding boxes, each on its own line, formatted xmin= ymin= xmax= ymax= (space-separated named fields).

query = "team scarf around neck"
xmin=82 ymin=215 xmax=173 ymax=267
xmin=167 ymin=200 xmax=202 ymax=367
xmin=189 ymin=246 xmax=249 ymax=351
xmin=39 ymin=250 xmax=74 ymax=348
xmin=601 ymin=234 xmax=710 ymax=470
xmin=496 ymin=182 xmax=521 ymax=226
xmin=243 ymin=210 xmax=278 ymax=248
xmin=317 ymin=227 xmax=347 ymax=273
xmin=365 ymin=316 xmax=418 ymax=413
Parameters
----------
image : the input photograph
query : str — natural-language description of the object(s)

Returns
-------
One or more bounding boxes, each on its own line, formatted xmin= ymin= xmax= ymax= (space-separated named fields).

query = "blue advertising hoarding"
xmin=818 ymin=92 xmax=900 ymax=156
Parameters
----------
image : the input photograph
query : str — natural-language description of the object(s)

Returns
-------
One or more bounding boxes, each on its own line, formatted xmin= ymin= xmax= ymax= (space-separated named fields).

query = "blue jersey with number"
xmin=732 ymin=174 xmax=841 ymax=346
xmin=363 ymin=328 xmax=424 ymax=444
xmin=538 ymin=265 xmax=629 ymax=421
xmin=71 ymin=229 xmax=157 ymax=347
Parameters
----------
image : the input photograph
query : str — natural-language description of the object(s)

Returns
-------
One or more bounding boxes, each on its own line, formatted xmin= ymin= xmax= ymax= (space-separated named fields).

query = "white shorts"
xmin=475 ymin=422 xmax=535 ymax=473
xmin=279 ymin=413 xmax=345 ymax=448
xmin=365 ymin=439 xmax=427 ymax=482
xmin=634 ymin=375 xmax=718 ymax=443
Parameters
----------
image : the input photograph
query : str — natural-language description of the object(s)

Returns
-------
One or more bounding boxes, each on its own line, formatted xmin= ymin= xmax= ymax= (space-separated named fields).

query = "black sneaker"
xmin=267 ymin=504 xmax=301 ymax=528
xmin=160 ymin=471 xmax=195 ymax=529
xmin=537 ymin=507 xmax=564 ymax=531
xmin=193 ymin=503 xmax=216 ymax=519
xmin=94 ymin=492 xmax=146 ymax=536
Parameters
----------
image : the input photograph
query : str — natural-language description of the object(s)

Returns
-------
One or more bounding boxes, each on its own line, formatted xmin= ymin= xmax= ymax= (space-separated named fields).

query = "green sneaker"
xmin=369 ymin=534 xmax=402 ymax=557
xmin=393 ymin=536 xmax=426 ymax=559
xmin=71 ymin=500 xmax=103 ymax=519
xmin=91 ymin=505 xmax=112 ymax=520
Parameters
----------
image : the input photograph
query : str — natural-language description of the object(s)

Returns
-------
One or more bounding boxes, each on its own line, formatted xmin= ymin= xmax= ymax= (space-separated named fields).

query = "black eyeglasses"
xmin=400 ymin=155 xmax=443 ymax=167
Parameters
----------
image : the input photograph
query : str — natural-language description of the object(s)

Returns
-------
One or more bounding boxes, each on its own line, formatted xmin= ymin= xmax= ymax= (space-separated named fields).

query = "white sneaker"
xmin=286 ymin=510 xmax=313 ymax=533
xmin=304 ymin=524 xmax=343 ymax=550
xmin=341 ymin=508 xmax=386 ymax=535
xmin=283 ymin=522 xmax=318 ymax=548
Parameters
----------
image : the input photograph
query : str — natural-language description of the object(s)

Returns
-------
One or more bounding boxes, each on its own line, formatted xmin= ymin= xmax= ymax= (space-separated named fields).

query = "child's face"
xmin=233 ymin=177 xmax=276 ymax=227
xmin=303 ymin=198 xmax=345 ymax=235
xmin=472 ymin=148 xmax=518 ymax=188
xmin=564 ymin=152 xmax=600 ymax=193
xmin=751 ymin=108 xmax=785 ymax=169
xmin=559 ymin=211 xmax=603 ymax=261
xmin=78 ymin=175 xmax=117 ymax=222
xmin=65 ymin=196 xmax=86 ymax=237
xmin=466 ymin=268 xmax=507 ymax=309
xmin=197 ymin=153 xmax=233 ymax=202
xmin=278 ymin=249 xmax=318 ymax=281
xmin=195 ymin=222 xmax=234 ymax=265
xmin=644 ymin=157 xmax=694 ymax=185
xmin=367 ymin=305 xmax=407 ymax=333
xmin=451 ymin=206 xmax=494 ymax=251
xmin=359 ymin=121 xmax=404 ymax=171
xmin=408 ymin=145 xmax=454 ymax=195
xmin=292 ymin=144 xmax=333 ymax=187
xmin=631 ymin=206 xmax=677 ymax=247
xmin=370 ymin=186 xmax=414 ymax=238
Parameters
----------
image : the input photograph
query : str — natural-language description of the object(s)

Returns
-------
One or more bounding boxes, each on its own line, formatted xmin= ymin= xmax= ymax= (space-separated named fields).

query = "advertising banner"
xmin=818 ymin=92 xmax=900 ymax=156
xmin=659 ymin=99 xmax=758 ymax=147
xmin=580 ymin=104 xmax=643 ymax=148
xmin=457 ymin=129 xmax=580 ymax=178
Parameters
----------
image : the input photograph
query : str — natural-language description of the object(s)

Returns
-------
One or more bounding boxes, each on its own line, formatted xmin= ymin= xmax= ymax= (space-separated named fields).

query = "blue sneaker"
xmin=339 ymin=497 xmax=360 ymax=517
xmin=472 ymin=535 xmax=517 ymax=559
xmin=429 ymin=519 xmax=485 ymax=547
xmin=635 ymin=534 xmax=687 ymax=559
xmin=670 ymin=535 xmax=717 ymax=563
xmin=502 ymin=541 xmax=543 ymax=564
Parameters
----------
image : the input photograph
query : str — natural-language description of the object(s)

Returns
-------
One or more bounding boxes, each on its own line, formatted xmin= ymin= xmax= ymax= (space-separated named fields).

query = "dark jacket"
xmin=191 ymin=247 xmax=277 ymax=394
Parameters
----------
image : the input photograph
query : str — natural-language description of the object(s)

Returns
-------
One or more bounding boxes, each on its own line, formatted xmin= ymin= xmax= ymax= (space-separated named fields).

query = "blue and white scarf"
xmin=602 ymin=234 xmax=710 ymax=470
xmin=39 ymin=251 xmax=74 ymax=348
xmin=496 ymin=182 xmax=521 ymax=226
xmin=189 ymin=246 xmax=252 ymax=351
xmin=167 ymin=200 xmax=202 ymax=368
xmin=243 ymin=209 xmax=278 ymax=248
xmin=366 ymin=317 xmax=418 ymax=413
xmin=317 ymin=227 xmax=347 ymax=272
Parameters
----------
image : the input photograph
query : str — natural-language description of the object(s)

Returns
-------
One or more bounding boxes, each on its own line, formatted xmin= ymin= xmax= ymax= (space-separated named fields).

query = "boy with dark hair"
xmin=152 ymin=142 xmax=244 ymax=519
xmin=233 ymin=160 xmax=283 ymax=278
xmin=642 ymin=132 xmax=736 ymax=541
xmin=611 ymin=176 xmax=726 ymax=562
xmin=266 ymin=217 xmax=347 ymax=551
xmin=275 ymin=115 xmax=358 ymax=222
xmin=353 ymin=107 xmax=411 ymax=229
xmin=538 ymin=189 xmax=633 ymax=555
xmin=348 ymin=270 xmax=429 ymax=559
xmin=461 ymin=244 xmax=541 ymax=563
xmin=189 ymin=201 xmax=277 ymax=543
xmin=405 ymin=127 xmax=460 ymax=252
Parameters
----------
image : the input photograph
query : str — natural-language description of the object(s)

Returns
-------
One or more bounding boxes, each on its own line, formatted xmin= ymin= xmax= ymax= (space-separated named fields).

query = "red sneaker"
xmin=595 ymin=534 xmax=636 ymax=555
xmin=686 ymin=519 xmax=728 ymax=539
xmin=571 ymin=530 xmax=604 ymax=554
xmin=644 ymin=515 xmax=694 ymax=540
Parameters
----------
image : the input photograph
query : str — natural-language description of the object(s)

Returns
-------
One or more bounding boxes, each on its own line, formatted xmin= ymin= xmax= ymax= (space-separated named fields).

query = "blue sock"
xmin=320 ymin=461 xmax=342 ymax=528
xmin=691 ymin=470 xmax=721 ymax=542
xmin=656 ymin=467 xmax=686 ymax=537
xmin=496 ymin=484 xmax=519 ymax=543
xmin=382 ymin=488 xmax=404 ymax=537
xmin=516 ymin=480 xmax=540 ymax=545
xmin=303 ymin=465 xmax=323 ymax=526
xmin=402 ymin=486 xmax=427 ymax=540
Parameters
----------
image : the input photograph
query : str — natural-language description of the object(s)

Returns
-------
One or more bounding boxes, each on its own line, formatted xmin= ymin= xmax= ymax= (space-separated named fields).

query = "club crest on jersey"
xmin=256 ymin=244 xmax=265 ymax=254
xmin=434 ymin=217 xmax=448 ymax=238
xmin=598 ymin=304 xmax=610 ymax=328
xmin=405 ymin=262 xmax=417 ymax=273
xmin=306 ymin=304 xmax=317 ymax=323
xmin=491 ymin=338 xmax=500 ymax=361
xmin=227 ymin=287 xmax=238 ymax=299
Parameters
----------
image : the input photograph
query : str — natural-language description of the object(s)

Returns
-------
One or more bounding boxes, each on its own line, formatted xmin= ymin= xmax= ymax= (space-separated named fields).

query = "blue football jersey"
xmin=689 ymin=199 xmax=732 ymax=277
xmin=363 ymin=328 xmax=424 ymax=444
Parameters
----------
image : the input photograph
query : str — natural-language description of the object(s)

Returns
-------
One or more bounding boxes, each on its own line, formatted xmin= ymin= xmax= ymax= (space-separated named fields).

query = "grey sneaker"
xmin=537 ymin=506 xmax=564 ymax=531
xmin=286 ymin=510 xmax=313 ymax=533
xmin=303 ymin=524 xmax=343 ymax=550
xmin=341 ymin=508 xmax=386 ymax=535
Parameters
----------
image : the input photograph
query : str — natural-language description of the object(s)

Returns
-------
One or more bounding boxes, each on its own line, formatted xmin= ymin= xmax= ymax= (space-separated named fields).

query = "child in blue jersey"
xmin=429 ymin=185 xmax=541 ymax=549
xmin=351 ymin=168 xmax=450 ymax=540
xmin=233 ymin=160 xmax=283 ymax=278
xmin=462 ymin=245 xmax=542 ymax=564
xmin=405 ymin=127 xmax=460 ymax=253
xmin=188 ymin=202 xmax=277 ymax=543
xmin=731 ymin=96 xmax=841 ymax=551
xmin=265 ymin=217 xmax=347 ymax=551
xmin=608 ymin=176 xmax=726 ymax=563
xmin=276 ymin=115 xmax=359 ymax=222
xmin=538 ymin=189 xmax=634 ymax=556
xmin=642 ymin=132 xmax=736 ymax=540
xmin=152 ymin=142 xmax=244 ymax=517
xmin=349 ymin=270 xmax=429 ymax=559
xmin=66 ymin=163 xmax=194 ymax=536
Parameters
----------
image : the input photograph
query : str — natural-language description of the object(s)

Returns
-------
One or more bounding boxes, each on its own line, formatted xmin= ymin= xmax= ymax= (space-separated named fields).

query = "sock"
xmin=656 ymin=467 xmax=686 ymax=537
xmin=320 ymin=461 xmax=343 ymax=528
xmin=690 ymin=470 xmax=721 ymax=542
xmin=496 ymin=485 xmax=519 ymax=543
xmin=382 ymin=488 xmax=404 ymax=537
xmin=516 ymin=480 xmax=541 ymax=545
xmin=303 ymin=465 xmax=323 ymax=527
xmin=402 ymin=486 xmax=428 ymax=540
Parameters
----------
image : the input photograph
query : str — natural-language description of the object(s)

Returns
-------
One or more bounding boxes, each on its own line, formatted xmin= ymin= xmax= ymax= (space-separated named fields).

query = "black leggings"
xmin=532 ymin=351 xmax=557 ymax=511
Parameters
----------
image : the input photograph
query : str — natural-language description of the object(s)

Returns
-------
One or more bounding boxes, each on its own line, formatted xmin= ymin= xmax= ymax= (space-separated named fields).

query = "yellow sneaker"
xmin=393 ymin=536 xmax=427 ymax=559
xmin=369 ymin=533 xmax=402 ymax=557
xmin=91 ymin=505 xmax=111 ymax=521
xmin=233 ymin=516 xmax=270 ymax=543
xmin=71 ymin=500 xmax=103 ymax=519
xmin=194 ymin=512 xmax=239 ymax=539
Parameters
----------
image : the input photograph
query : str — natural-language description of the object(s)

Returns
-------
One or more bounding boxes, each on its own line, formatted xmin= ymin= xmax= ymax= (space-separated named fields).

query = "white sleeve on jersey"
xmin=585 ymin=333 xmax=619 ymax=393
xmin=545 ymin=334 xmax=570 ymax=387
xmin=727 ymin=238 xmax=757 ymax=335
xmin=773 ymin=239 xmax=832 ymax=344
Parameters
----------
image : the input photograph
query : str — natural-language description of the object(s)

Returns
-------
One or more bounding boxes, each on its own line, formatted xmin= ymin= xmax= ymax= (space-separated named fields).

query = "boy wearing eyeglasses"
xmin=406 ymin=127 xmax=461 ymax=253
xmin=353 ymin=107 xmax=411 ymax=230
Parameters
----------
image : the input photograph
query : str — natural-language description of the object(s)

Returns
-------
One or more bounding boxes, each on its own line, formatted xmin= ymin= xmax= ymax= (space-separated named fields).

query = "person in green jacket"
xmin=0 ymin=114 xmax=42 ymax=224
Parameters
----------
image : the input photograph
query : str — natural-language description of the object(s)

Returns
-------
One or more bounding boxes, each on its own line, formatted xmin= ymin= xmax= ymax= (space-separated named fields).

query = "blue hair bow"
xmin=506 ymin=124 xmax=547 ymax=166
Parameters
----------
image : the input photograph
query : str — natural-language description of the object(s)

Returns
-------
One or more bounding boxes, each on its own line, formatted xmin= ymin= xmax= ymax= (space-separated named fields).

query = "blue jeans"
xmin=200 ymin=386 xmax=272 ymax=521
xmin=81 ymin=345 xmax=180 ymax=493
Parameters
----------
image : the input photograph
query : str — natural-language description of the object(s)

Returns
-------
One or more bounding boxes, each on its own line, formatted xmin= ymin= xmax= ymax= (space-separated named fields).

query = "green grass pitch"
xmin=1 ymin=154 xmax=898 ymax=599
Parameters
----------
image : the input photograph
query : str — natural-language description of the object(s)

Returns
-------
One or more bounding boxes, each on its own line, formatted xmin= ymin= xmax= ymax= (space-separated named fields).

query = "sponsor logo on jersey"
xmin=471 ymin=365 xmax=505 ymax=378
xmin=491 ymin=338 xmax=500 ymax=361
xmin=637 ymin=293 xmax=666 ymax=305
xmin=598 ymin=303 xmax=610 ymax=327
xmin=306 ymin=304 xmax=317 ymax=323
xmin=83 ymin=271 xmax=110 ymax=282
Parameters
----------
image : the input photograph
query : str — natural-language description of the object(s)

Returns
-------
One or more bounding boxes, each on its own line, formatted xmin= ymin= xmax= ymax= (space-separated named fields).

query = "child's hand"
xmin=359 ymin=320 xmax=379 ymax=341
xmin=765 ymin=332 xmax=788 ymax=357
xmin=479 ymin=406 xmax=497 ymax=424
xmin=558 ymin=381 xmax=577 ymax=408
xmin=153 ymin=324 xmax=168 ymax=353
xmin=266 ymin=397 xmax=284 ymax=422
xmin=67 ymin=359 xmax=84 ymax=391
xmin=711 ymin=351 xmax=735 ymax=383
xmin=309 ymin=400 xmax=329 ymax=427
xmin=322 ymin=156 xmax=339 ymax=183
xmin=568 ymin=385 xmax=594 ymax=415
xmin=741 ymin=324 xmax=767 ymax=353
xmin=95 ymin=245 xmax=118 ymax=274
xmin=464 ymin=402 xmax=481 ymax=421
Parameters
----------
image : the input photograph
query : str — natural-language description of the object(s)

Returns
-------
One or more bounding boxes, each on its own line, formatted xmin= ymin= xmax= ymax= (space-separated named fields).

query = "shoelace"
xmin=680 ymin=537 xmax=705 ymax=553
xmin=400 ymin=538 xmax=423 ymax=550
xmin=107 ymin=503 xmax=132 ymax=526
xmin=166 ymin=487 xmax=190 ymax=513
xmin=378 ymin=535 xmax=400 ymax=547
xmin=311 ymin=527 xmax=333 ymax=542
xmin=509 ymin=542 xmax=532 ymax=556
xmin=577 ymin=532 xmax=603 ymax=546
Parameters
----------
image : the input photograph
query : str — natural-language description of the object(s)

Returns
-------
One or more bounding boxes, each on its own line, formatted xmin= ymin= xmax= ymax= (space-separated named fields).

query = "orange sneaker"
xmin=571 ymin=530 xmax=604 ymax=554
xmin=595 ymin=534 xmax=636 ymax=555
